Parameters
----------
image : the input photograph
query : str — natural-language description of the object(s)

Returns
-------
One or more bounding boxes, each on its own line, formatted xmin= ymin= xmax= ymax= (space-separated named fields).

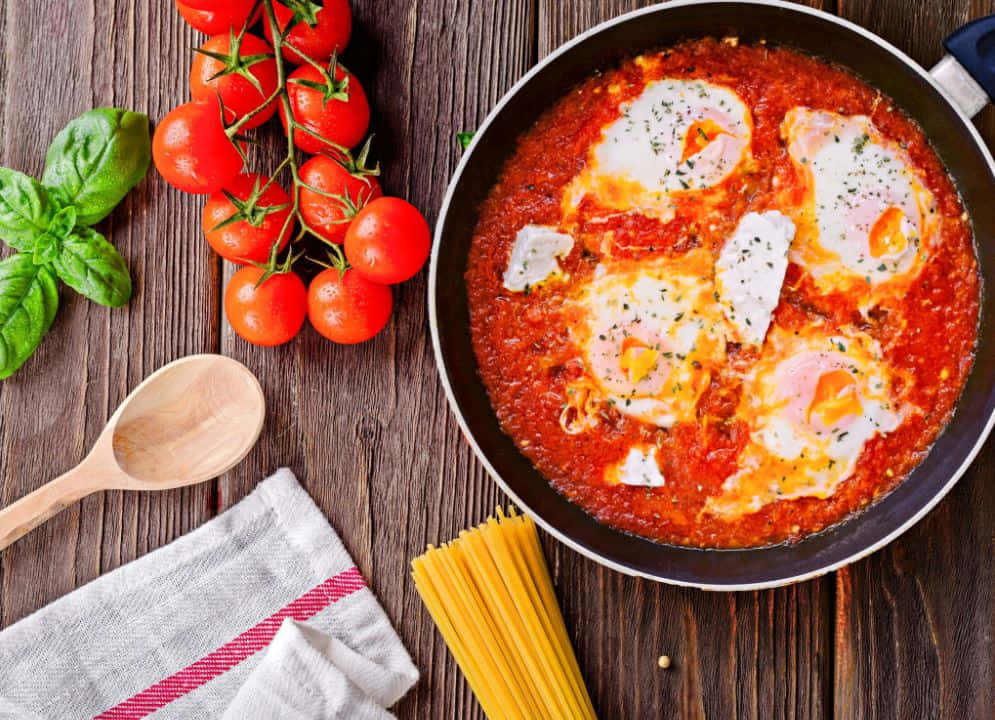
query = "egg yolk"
xmin=808 ymin=369 xmax=863 ymax=426
xmin=681 ymin=119 xmax=727 ymax=164
xmin=868 ymin=206 xmax=908 ymax=258
xmin=619 ymin=337 xmax=660 ymax=384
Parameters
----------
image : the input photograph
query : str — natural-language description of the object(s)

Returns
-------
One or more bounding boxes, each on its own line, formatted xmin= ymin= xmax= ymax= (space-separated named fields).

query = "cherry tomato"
xmin=153 ymin=98 xmax=244 ymax=194
xmin=307 ymin=268 xmax=392 ymax=344
xmin=282 ymin=61 xmax=370 ymax=154
xmin=344 ymin=198 xmax=431 ymax=284
xmin=299 ymin=155 xmax=382 ymax=244
xmin=190 ymin=33 xmax=278 ymax=129
xmin=203 ymin=173 xmax=292 ymax=264
xmin=264 ymin=0 xmax=351 ymax=65
xmin=175 ymin=0 xmax=260 ymax=35
xmin=225 ymin=267 xmax=307 ymax=346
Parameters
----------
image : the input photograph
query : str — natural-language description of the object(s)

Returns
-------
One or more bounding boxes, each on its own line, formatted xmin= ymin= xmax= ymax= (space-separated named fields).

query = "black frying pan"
xmin=429 ymin=0 xmax=995 ymax=589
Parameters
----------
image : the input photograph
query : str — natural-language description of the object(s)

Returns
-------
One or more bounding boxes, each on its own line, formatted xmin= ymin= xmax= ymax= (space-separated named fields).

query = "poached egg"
xmin=705 ymin=324 xmax=904 ymax=517
xmin=566 ymin=249 xmax=726 ymax=428
xmin=563 ymin=79 xmax=753 ymax=224
xmin=780 ymin=107 xmax=937 ymax=301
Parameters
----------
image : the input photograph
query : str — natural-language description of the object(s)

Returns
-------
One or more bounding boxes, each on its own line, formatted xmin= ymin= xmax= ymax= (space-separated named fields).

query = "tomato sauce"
xmin=465 ymin=39 xmax=980 ymax=548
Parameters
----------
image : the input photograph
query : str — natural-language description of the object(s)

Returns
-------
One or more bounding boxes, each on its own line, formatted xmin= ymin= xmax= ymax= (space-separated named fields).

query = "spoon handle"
xmin=0 ymin=470 xmax=97 ymax=551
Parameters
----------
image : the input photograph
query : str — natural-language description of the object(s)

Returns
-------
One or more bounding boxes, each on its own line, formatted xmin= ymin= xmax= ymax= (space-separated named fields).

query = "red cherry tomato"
xmin=281 ymin=61 xmax=370 ymax=154
xmin=264 ymin=0 xmax=351 ymax=64
xmin=153 ymin=98 xmax=244 ymax=194
xmin=344 ymin=198 xmax=431 ymax=284
xmin=224 ymin=267 xmax=307 ymax=346
xmin=190 ymin=33 xmax=278 ymax=129
xmin=307 ymin=268 xmax=392 ymax=344
xmin=299 ymin=154 xmax=382 ymax=244
xmin=203 ymin=173 xmax=293 ymax=264
xmin=175 ymin=0 xmax=260 ymax=35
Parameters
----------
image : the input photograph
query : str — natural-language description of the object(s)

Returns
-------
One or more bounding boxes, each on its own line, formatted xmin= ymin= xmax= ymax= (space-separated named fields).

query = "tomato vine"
xmin=222 ymin=0 xmax=373 ymax=276
xmin=158 ymin=0 xmax=429 ymax=347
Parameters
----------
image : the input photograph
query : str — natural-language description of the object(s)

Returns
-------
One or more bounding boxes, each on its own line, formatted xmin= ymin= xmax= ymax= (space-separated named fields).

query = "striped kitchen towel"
xmin=0 ymin=468 xmax=418 ymax=720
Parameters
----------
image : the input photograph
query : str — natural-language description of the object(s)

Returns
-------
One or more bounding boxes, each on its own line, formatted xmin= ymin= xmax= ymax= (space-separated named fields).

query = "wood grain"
xmin=0 ymin=0 xmax=218 ymax=628
xmin=0 ymin=1 xmax=991 ymax=719
xmin=536 ymin=0 xmax=832 ymax=57
xmin=832 ymin=2 xmax=995 ymax=717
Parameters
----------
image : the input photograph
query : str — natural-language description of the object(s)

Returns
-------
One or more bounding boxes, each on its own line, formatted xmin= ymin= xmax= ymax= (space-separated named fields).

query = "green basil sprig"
xmin=0 ymin=254 xmax=59 ymax=380
xmin=0 ymin=169 xmax=56 ymax=252
xmin=0 ymin=107 xmax=150 ymax=379
xmin=43 ymin=109 xmax=151 ymax=226
xmin=53 ymin=227 xmax=132 ymax=308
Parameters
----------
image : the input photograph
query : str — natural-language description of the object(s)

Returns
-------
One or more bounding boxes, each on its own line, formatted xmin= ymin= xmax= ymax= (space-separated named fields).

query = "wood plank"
xmin=0 ymin=0 xmax=218 ymax=627
xmin=534 ymin=1 xmax=835 ymax=718
xmin=552 ymin=555 xmax=832 ymax=719
xmin=537 ymin=0 xmax=830 ymax=58
xmin=833 ymin=2 xmax=995 ymax=717
xmin=1 ymin=2 xmax=989 ymax=719
xmin=215 ymin=1 xmax=536 ymax=718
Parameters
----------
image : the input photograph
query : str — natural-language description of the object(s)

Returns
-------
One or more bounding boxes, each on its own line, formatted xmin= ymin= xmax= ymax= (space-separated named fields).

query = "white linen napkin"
xmin=0 ymin=468 xmax=418 ymax=720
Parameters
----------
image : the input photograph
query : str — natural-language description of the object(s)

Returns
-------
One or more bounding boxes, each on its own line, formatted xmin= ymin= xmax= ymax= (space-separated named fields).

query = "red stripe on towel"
xmin=94 ymin=567 xmax=366 ymax=719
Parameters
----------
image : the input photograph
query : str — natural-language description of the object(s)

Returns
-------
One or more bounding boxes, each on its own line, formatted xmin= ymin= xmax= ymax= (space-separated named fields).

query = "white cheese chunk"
xmin=715 ymin=211 xmax=795 ymax=345
xmin=502 ymin=224 xmax=574 ymax=292
xmin=613 ymin=446 xmax=665 ymax=487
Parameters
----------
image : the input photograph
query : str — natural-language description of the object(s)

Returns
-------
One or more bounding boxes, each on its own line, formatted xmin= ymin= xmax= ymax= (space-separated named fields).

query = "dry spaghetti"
xmin=411 ymin=508 xmax=596 ymax=720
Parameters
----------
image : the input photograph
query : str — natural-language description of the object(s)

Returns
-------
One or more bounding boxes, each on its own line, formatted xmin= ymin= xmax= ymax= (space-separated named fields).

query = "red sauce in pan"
xmin=465 ymin=39 xmax=979 ymax=547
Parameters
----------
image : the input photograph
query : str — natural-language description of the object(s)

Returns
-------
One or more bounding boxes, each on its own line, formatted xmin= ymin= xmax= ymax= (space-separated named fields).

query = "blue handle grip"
xmin=944 ymin=15 xmax=995 ymax=103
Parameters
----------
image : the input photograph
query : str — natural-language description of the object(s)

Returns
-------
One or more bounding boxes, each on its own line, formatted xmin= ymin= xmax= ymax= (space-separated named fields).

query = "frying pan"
xmin=429 ymin=0 xmax=995 ymax=589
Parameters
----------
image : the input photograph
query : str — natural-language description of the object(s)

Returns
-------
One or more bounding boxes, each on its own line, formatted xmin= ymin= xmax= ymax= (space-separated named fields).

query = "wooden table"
xmin=1 ymin=1 xmax=992 ymax=717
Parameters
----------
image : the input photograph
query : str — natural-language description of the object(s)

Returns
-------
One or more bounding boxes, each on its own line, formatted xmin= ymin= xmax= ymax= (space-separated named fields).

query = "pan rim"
xmin=428 ymin=0 xmax=995 ymax=590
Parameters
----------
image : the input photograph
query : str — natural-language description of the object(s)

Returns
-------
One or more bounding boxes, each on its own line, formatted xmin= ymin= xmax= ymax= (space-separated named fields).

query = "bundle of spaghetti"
xmin=411 ymin=508 xmax=597 ymax=720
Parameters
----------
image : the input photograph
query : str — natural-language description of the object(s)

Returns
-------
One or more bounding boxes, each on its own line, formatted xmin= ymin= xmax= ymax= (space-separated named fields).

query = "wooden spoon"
xmin=0 ymin=354 xmax=265 ymax=550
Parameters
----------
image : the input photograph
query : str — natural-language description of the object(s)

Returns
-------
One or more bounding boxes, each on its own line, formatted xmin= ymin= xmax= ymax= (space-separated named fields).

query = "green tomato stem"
xmin=226 ymin=0 xmax=358 ymax=275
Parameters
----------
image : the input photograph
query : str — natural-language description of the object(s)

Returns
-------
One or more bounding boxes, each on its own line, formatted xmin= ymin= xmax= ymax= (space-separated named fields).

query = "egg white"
xmin=563 ymin=78 xmax=753 ymax=224
xmin=566 ymin=249 xmax=726 ymax=428
xmin=704 ymin=325 xmax=905 ymax=517
xmin=780 ymin=107 xmax=937 ymax=299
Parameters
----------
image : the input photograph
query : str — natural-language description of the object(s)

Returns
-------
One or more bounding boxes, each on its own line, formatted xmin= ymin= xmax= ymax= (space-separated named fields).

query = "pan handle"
xmin=932 ymin=16 xmax=995 ymax=118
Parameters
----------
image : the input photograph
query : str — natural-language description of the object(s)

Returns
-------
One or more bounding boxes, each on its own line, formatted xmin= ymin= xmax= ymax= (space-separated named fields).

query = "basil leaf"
xmin=52 ymin=228 xmax=132 ymax=307
xmin=42 ymin=108 xmax=151 ymax=226
xmin=0 ymin=253 xmax=59 ymax=380
xmin=32 ymin=205 xmax=77 ymax=265
xmin=456 ymin=131 xmax=475 ymax=150
xmin=0 ymin=169 xmax=54 ymax=252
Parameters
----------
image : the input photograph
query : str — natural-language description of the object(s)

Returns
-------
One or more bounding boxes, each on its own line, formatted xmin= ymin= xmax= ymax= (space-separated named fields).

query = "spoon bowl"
xmin=109 ymin=355 xmax=265 ymax=488
xmin=0 ymin=354 xmax=265 ymax=550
